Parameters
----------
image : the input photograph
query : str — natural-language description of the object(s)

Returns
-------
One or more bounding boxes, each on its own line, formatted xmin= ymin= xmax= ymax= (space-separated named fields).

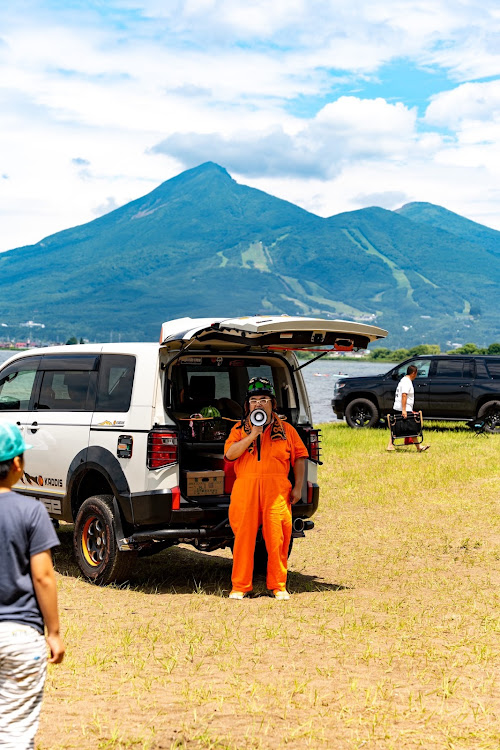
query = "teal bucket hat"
xmin=0 ymin=422 xmax=32 ymax=462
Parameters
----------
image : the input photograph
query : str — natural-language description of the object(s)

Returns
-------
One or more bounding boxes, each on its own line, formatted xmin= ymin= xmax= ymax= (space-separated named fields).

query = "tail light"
xmin=304 ymin=427 xmax=322 ymax=464
xmin=147 ymin=430 xmax=178 ymax=469
xmin=172 ymin=486 xmax=180 ymax=510
xmin=307 ymin=481 xmax=314 ymax=504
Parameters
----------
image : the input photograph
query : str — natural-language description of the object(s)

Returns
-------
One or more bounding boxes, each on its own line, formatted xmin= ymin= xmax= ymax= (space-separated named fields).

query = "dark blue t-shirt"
xmin=0 ymin=491 xmax=60 ymax=634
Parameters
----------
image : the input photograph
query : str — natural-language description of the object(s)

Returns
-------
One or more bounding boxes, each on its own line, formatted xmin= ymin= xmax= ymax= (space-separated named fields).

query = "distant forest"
xmin=368 ymin=342 xmax=500 ymax=362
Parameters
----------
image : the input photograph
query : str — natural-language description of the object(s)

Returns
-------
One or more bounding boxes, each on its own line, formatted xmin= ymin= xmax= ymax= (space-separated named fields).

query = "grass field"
xmin=38 ymin=423 xmax=500 ymax=750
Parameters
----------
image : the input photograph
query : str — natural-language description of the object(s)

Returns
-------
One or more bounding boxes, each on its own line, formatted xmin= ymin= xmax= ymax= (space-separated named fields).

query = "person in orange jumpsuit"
xmin=224 ymin=377 xmax=308 ymax=600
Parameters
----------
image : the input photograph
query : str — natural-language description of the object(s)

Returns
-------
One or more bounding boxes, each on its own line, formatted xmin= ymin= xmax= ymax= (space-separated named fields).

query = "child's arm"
xmin=30 ymin=550 xmax=65 ymax=664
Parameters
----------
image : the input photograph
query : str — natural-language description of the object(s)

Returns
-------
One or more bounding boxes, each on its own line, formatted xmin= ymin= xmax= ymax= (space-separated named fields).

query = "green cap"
xmin=246 ymin=377 xmax=275 ymax=398
xmin=0 ymin=422 xmax=32 ymax=462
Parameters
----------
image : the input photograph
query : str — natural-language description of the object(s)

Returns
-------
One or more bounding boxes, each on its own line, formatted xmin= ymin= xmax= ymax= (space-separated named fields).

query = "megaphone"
xmin=250 ymin=408 xmax=267 ymax=427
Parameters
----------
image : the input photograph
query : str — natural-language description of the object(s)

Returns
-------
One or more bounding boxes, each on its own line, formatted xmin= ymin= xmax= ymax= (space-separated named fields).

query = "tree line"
xmin=369 ymin=342 xmax=500 ymax=361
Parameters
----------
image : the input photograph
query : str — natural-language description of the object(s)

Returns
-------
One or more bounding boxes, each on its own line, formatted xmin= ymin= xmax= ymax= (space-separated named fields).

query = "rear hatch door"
xmin=160 ymin=315 xmax=387 ymax=351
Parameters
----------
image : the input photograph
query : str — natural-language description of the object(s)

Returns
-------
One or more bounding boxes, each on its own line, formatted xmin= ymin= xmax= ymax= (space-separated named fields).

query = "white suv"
xmin=0 ymin=316 xmax=386 ymax=584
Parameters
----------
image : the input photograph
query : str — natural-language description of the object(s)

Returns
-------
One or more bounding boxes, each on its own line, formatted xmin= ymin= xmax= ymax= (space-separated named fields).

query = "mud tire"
xmin=73 ymin=495 xmax=136 ymax=585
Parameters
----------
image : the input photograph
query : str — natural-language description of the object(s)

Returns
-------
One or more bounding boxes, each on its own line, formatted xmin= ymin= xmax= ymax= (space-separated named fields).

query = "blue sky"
xmin=1 ymin=0 xmax=500 ymax=250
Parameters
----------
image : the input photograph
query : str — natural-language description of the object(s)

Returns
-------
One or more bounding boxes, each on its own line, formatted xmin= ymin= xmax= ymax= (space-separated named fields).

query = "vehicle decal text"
xmin=41 ymin=498 xmax=62 ymax=515
xmin=22 ymin=471 xmax=63 ymax=488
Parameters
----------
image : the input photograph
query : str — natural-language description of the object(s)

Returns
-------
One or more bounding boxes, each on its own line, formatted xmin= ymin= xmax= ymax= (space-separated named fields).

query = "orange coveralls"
xmin=224 ymin=419 xmax=309 ymax=593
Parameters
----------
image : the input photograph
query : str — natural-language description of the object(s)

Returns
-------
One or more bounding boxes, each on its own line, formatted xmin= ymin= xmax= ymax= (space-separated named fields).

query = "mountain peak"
xmin=192 ymin=162 xmax=230 ymax=176
xmin=397 ymin=201 xmax=500 ymax=240
xmin=165 ymin=161 xmax=232 ymax=184
xmin=150 ymin=162 xmax=233 ymax=197
xmin=398 ymin=201 xmax=436 ymax=211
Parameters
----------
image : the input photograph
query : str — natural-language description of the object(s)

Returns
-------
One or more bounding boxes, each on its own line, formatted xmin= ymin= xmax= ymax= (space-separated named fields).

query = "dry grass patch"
xmin=38 ymin=423 xmax=500 ymax=749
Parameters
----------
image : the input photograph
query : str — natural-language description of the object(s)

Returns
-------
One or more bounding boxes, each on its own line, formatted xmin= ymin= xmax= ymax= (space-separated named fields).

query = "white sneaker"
xmin=229 ymin=591 xmax=245 ymax=600
xmin=272 ymin=590 xmax=290 ymax=600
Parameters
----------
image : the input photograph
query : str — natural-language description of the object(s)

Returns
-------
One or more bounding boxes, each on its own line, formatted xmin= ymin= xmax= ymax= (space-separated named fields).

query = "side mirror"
xmin=392 ymin=372 xmax=399 ymax=381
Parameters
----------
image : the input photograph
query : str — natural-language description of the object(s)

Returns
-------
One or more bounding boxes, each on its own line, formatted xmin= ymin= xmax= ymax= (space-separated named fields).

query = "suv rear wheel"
xmin=477 ymin=401 xmax=500 ymax=434
xmin=74 ymin=495 xmax=136 ymax=585
xmin=345 ymin=398 xmax=379 ymax=428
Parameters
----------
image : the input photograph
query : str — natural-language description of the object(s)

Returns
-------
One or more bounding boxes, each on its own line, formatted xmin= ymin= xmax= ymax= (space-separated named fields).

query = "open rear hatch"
xmin=160 ymin=315 xmax=387 ymax=351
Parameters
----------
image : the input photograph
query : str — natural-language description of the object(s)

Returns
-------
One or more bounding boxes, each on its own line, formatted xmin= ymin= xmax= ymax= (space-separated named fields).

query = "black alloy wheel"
xmin=345 ymin=398 xmax=380 ymax=428
xmin=478 ymin=401 xmax=500 ymax=434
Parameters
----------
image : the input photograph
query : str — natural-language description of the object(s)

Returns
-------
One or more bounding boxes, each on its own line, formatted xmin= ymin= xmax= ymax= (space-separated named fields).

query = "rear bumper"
xmin=122 ymin=485 xmax=319 ymax=547
xmin=129 ymin=487 xmax=318 ymax=527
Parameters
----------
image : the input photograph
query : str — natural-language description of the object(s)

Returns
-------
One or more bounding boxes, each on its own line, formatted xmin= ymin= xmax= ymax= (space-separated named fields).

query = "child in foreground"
xmin=0 ymin=423 xmax=64 ymax=749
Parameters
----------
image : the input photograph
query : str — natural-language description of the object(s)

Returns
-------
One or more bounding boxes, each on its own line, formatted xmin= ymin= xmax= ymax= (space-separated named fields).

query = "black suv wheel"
xmin=345 ymin=398 xmax=380 ymax=428
xmin=478 ymin=401 xmax=500 ymax=434
xmin=74 ymin=495 xmax=136 ymax=585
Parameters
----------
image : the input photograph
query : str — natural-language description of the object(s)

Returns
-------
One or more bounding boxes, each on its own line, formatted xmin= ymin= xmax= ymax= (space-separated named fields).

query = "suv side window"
xmin=0 ymin=358 xmax=40 ymax=411
xmin=37 ymin=370 xmax=91 ymax=411
xmin=475 ymin=360 xmax=489 ymax=379
xmin=95 ymin=354 xmax=135 ymax=412
xmin=434 ymin=359 xmax=467 ymax=378
xmin=485 ymin=359 xmax=500 ymax=379
xmin=395 ymin=359 xmax=431 ymax=378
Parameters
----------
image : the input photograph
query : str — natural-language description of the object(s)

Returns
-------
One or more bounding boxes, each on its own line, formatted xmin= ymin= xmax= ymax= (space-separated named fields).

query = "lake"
xmin=0 ymin=350 xmax=393 ymax=425
xmin=301 ymin=358 xmax=393 ymax=423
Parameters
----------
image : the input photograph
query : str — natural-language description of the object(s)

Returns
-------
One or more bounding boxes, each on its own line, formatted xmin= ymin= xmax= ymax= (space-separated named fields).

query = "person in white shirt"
xmin=387 ymin=365 xmax=429 ymax=452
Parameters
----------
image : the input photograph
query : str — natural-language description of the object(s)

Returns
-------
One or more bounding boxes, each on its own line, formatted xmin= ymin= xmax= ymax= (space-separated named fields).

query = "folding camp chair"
xmin=387 ymin=411 xmax=424 ymax=447
xmin=467 ymin=419 xmax=487 ymax=437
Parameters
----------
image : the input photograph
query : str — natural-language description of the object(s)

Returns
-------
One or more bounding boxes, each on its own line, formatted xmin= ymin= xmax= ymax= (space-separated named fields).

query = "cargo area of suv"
xmin=166 ymin=351 xmax=313 ymax=505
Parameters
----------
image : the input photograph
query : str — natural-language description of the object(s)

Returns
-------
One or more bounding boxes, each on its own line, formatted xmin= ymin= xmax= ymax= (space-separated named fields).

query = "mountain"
xmin=1 ymin=162 xmax=499 ymax=348
xmin=396 ymin=202 xmax=500 ymax=258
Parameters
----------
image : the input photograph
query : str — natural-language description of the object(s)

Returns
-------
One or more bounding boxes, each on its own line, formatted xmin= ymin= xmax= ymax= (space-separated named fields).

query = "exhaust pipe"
xmin=293 ymin=517 xmax=305 ymax=532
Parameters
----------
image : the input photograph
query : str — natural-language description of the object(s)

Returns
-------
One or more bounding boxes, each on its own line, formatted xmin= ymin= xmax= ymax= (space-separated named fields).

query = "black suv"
xmin=332 ymin=355 xmax=500 ymax=432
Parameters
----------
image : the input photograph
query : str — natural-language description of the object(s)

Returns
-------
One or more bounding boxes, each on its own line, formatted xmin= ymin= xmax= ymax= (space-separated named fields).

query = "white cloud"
xmin=94 ymin=196 xmax=121 ymax=216
xmin=352 ymin=190 xmax=411 ymax=209
xmin=425 ymin=80 xmax=500 ymax=128
xmin=152 ymin=97 xmax=421 ymax=179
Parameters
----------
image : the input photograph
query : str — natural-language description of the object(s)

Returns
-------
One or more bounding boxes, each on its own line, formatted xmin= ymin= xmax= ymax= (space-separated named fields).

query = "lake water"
xmin=0 ymin=351 xmax=14 ymax=365
xmin=301 ymin=358 xmax=393 ymax=423
xmin=0 ymin=350 xmax=392 ymax=425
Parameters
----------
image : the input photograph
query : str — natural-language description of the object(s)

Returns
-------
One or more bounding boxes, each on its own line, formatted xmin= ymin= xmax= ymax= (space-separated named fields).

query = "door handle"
xmin=29 ymin=422 xmax=39 ymax=434
xmin=460 ymin=384 xmax=472 ymax=388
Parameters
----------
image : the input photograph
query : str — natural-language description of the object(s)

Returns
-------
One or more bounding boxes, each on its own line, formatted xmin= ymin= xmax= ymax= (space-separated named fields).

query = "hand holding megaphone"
xmin=249 ymin=408 xmax=267 ymax=461
xmin=250 ymin=408 xmax=267 ymax=428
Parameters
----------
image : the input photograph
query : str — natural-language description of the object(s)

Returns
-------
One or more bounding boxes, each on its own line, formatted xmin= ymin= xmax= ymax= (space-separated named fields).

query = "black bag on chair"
xmin=388 ymin=411 xmax=424 ymax=445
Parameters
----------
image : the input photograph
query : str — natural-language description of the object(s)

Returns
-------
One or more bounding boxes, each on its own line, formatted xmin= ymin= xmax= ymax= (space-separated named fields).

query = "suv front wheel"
xmin=345 ymin=398 xmax=380 ymax=428
xmin=478 ymin=401 xmax=500 ymax=434
xmin=74 ymin=495 xmax=137 ymax=585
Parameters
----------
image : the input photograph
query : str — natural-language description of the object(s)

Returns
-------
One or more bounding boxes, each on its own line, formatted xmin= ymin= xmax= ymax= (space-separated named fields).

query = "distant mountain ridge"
xmin=1 ymin=162 xmax=499 ymax=348
xmin=396 ymin=202 xmax=500 ymax=256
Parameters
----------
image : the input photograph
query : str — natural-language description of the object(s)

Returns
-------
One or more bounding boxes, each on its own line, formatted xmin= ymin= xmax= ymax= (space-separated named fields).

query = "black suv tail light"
xmin=147 ymin=430 xmax=178 ymax=469
xmin=303 ymin=427 xmax=322 ymax=464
